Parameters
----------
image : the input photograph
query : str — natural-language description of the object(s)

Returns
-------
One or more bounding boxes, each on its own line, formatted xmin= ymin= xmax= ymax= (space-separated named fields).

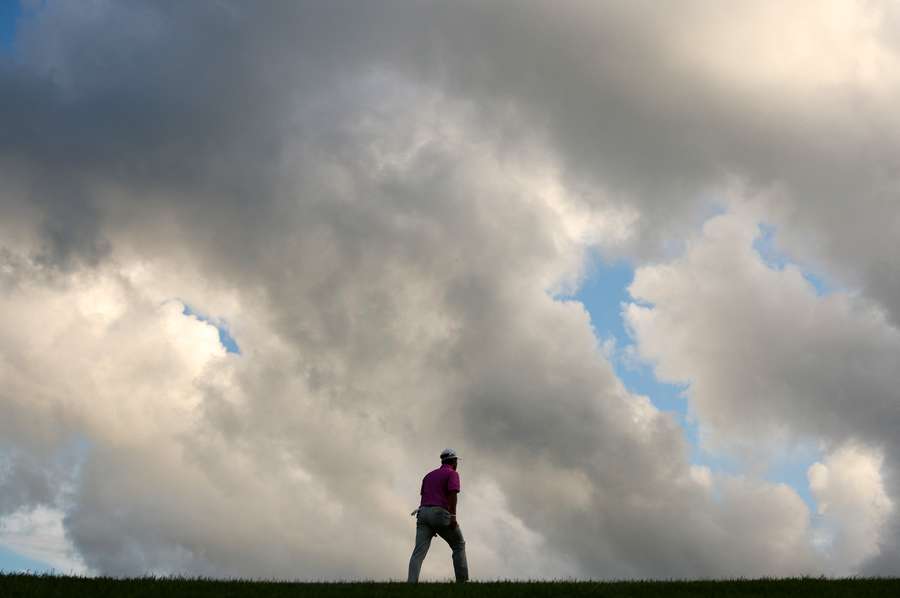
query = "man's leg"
xmin=407 ymin=519 xmax=435 ymax=583
xmin=436 ymin=523 xmax=468 ymax=582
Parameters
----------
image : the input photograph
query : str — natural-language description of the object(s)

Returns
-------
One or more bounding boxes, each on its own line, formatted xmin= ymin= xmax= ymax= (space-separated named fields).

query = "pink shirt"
xmin=419 ymin=464 xmax=460 ymax=510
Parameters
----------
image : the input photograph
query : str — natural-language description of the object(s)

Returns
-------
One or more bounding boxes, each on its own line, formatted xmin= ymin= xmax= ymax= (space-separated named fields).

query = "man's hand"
xmin=450 ymin=514 xmax=459 ymax=529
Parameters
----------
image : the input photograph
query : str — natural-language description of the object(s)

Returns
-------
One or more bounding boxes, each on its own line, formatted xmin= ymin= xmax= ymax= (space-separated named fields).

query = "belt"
xmin=410 ymin=505 xmax=449 ymax=516
xmin=410 ymin=505 xmax=450 ymax=517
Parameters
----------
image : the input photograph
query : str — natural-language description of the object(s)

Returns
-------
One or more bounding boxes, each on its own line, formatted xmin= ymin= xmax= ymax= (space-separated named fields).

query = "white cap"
xmin=440 ymin=448 xmax=461 ymax=461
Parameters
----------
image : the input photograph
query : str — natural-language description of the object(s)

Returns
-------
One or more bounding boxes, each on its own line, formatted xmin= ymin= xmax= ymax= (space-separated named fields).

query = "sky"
xmin=0 ymin=2 xmax=18 ymax=52
xmin=1 ymin=0 xmax=900 ymax=581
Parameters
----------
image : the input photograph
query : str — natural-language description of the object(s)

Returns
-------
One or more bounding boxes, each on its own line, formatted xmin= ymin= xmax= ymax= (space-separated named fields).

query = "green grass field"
xmin=2 ymin=574 xmax=899 ymax=598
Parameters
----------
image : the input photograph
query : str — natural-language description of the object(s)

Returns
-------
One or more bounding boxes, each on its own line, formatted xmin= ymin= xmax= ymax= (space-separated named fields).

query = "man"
xmin=407 ymin=448 xmax=469 ymax=583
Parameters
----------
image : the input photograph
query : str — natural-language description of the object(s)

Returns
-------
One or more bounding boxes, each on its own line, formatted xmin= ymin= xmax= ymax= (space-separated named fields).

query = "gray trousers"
xmin=407 ymin=505 xmax=468 ymax=583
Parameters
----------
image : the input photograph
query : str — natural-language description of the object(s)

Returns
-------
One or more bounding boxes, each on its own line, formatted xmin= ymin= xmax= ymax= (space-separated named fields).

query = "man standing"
xmin=407 ymin=448 xmax=469 ymax=583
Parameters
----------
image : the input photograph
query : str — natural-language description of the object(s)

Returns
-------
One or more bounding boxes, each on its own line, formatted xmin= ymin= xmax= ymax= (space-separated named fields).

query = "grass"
xmin=2 ymin=574 xmax=900 ymax=598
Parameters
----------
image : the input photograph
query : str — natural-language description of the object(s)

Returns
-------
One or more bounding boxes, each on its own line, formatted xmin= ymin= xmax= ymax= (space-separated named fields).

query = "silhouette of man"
xmin=407 ymin=448 xmax=469 ymax=583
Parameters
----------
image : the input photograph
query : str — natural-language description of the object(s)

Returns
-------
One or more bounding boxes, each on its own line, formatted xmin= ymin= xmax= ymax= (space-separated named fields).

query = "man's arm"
xmin=447 ymin=469 xmax=461 ymax=527
xmin=448 ymin=491 xmax=459 ymax=528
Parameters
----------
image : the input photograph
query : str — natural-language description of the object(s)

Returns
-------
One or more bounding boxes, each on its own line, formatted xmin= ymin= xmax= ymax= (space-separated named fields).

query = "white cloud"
xmin=808 ymin=443 xmax=893 ymax=573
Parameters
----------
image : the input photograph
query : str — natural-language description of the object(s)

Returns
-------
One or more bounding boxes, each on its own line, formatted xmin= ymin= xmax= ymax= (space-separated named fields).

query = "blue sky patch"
xmin=569 ymin=246 xmax=819 ymax=512
xmin=570 ymin=254 xmax=687 ymax=411
xmin=181 ymin=303 xmax=241 ymax=354
xmin=0 ymin=0 xmax=21 ymax=52
xmin=764 ymin=441 xmax=821 ymax=512
xmin=753 ymin=223 xmax=833 ymax=297
xmin=570 ymin=252 xmax=739 ymax=474
xmin=0 ymin=544 xmax=58 ymax=574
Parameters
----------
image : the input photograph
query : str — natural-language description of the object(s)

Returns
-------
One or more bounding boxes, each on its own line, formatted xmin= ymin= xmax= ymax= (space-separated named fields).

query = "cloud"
xmin=0 ymin=505 xmax=89 ymax=575
xmin=625 ymin=207 xmax=900 ymax=573
xmin=1 ymin=0 xmax=899 ymax=579
xmin=808 ymin=443 xmax=893 ymax=573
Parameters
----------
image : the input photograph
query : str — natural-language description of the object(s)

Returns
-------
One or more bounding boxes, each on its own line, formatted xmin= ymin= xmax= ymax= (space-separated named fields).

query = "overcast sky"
xmin=1 ymin=0 xmax=900 ymax=581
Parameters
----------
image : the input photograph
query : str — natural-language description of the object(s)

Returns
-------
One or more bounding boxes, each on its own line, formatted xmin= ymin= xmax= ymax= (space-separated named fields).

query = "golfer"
xmin=407 ymin=448 xmax=469 ymax=583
